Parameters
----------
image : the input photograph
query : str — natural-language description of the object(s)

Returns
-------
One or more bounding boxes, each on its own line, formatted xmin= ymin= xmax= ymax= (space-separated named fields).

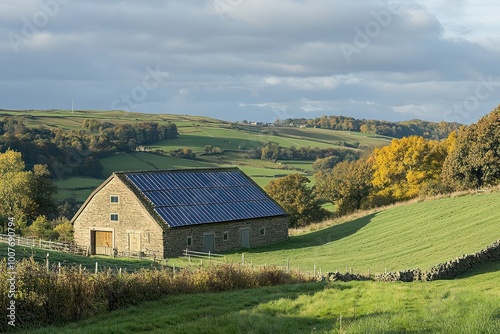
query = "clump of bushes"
xmin=0 ymin=259 xmax=311 ymax=331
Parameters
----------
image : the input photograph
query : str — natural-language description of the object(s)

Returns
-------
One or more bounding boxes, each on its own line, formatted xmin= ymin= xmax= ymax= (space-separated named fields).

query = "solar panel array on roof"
xmin=125 ymin=170 xmax=286 ymax=227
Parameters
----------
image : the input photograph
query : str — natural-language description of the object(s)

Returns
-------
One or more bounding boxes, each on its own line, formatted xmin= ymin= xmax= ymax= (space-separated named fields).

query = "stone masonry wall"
xmin=164 ymin=216 xmax=288 ymax=257
xmin=73 ymin=176 xmax=164 ymax=256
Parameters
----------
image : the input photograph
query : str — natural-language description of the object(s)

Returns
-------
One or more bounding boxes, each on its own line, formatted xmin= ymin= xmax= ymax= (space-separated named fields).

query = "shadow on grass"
xmin=239 ymin=213 xmax=376 ymax=255
xmin=19 ymin=282 xmax=336 ymax=334
xmin=454 ymin=261 xmax=500 ymax=279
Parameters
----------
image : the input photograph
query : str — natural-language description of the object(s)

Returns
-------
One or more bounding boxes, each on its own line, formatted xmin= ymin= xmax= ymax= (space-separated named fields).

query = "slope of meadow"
xmin=222 ymin=191 xmax=500 ymax=275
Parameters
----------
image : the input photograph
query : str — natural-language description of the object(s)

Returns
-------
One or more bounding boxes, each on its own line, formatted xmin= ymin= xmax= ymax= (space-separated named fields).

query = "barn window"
xmin=259 ymin=227 xmax=266 ymax=236
xmin=223 ymin=231 xmax=229 ymax=241
xmin=110 ymin=213 xmax=119 ymax=222
xmin=187 ymin=236 xmax=192 ymax=246
xmin=110 ymin=195 xmax=119 ymax=203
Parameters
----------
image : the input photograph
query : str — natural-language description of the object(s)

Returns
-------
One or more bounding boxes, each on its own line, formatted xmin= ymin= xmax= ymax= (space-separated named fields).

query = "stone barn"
xmin=72 ymin=168 xmax=288 ymax=258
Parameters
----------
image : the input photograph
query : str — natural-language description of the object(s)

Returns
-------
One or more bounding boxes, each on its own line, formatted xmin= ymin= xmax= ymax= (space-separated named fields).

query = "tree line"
xmin=246 ymin=143 xmax=361 ymax=162
xmin=0 ymin=118 xmax=178 ymax=179
xmin=266 ymin=106 xmax=500 ymax=226
xmin=273 ymin=115 xmax=461 ymax=140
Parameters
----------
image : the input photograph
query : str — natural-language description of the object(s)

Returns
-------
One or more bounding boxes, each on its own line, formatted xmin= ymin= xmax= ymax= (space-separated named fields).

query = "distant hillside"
xmin=273 ymin=115 xmax=461 ymax=140
xmin=0 ymin=109 xmax=391 ymax=205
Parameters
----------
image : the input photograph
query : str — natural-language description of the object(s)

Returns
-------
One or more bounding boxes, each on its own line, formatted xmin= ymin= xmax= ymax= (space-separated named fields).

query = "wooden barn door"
xmin=128 ymin=233 xmax=141 ymax=253
xmin=94 ymin=231 xmax=113 ymax=255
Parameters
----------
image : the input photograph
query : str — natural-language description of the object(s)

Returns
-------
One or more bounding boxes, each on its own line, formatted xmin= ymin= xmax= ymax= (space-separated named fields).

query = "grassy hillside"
xmin=22 ymin=262 xmax=500 ymax=333
xmin=2 ymin=109 xmax=389 ymax=200
xmin=221 ymin=191 xmax=500 ymax=274
xmin=0 ymin=109 xmax=220 ymax=130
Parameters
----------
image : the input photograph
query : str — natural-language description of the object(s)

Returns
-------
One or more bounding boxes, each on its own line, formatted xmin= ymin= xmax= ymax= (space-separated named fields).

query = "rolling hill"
xmin=1 ymin=109 xmax=389 ymax=202
xmin=221 ymin=191 xmax=500 ymax=274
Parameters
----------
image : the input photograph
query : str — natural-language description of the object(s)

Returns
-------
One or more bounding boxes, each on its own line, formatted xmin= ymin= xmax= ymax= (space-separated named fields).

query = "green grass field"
xmin=0 ymin=109 xmax=222 ymax=130
xmin=222 ymin=192 xmax=500 ymax=275
xmin=54 ymin=177 xmax=105 ymax=202
xmin=21 ymin=262 xmax=500 ymax=333
xmin=99 ymin=152 xmax=215 ymax=176
xmin=0 ymin=243 xmax=160 ymax=272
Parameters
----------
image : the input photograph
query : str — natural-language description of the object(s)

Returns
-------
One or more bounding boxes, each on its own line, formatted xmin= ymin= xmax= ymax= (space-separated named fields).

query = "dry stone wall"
xmin=374 ymin=240 xmax=500 ymax=282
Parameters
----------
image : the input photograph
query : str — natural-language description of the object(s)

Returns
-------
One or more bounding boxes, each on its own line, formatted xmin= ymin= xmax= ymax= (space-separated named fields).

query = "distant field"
xmin=54 ymin=177 xmax=104 ymax=202
xmin=223 ymin=192 xmax=500 ymax=274
xmin=23 ymin=262 xmax=500 ymax=333
xmin=99 ymin=152 xmax=216 ymax=176
xmin=273 ymin=127 xmax=391 ymax=147
xmin=0 ymin=109 xmax=222 ymax=130
xmin=149 ymin=125 xmax=387 ymax=154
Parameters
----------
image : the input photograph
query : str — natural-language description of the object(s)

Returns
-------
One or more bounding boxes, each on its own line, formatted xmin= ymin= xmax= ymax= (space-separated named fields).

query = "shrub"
xmin=0 ymin=259 xmax=312 ymax=331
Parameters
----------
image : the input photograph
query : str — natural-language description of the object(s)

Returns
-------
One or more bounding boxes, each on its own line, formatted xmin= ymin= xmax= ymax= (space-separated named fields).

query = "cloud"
xmin=0 ymin=0 xmax=499 ymax=124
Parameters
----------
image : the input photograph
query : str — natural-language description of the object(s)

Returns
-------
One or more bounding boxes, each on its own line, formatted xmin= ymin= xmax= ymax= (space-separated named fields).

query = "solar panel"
xmin=125 ymin=170 xmax=286 ymax=227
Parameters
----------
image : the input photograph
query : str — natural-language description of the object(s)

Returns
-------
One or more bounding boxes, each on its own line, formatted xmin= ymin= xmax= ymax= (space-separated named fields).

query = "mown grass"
xmin=274 ymin=127 xmax=391 ymax=148
xmin=223 ymin=191 xmax=500 ymax=274
xmin=22 ymin=261 xmax=500 ymax=334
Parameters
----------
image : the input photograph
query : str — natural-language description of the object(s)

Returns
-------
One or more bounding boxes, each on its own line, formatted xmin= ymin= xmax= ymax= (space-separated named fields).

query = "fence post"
xmin=58 ymin=262 xmax=61 ymax=274
xmin=95 ymin=262 xmax=98 ymax=274
xmin=242 ymin=253 xmax=245 ymax=266
xmin=208 ymin=251 xmax=211 ymax=260
xmin=45 ymin=253 xmax=49 ymax=273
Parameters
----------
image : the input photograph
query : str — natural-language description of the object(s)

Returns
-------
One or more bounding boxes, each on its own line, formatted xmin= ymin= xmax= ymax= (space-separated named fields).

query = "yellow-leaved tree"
xmin=372 ymin=136 xmax=447 ymax=201
xmin=0 ymin=149 xmax=34 ymax=233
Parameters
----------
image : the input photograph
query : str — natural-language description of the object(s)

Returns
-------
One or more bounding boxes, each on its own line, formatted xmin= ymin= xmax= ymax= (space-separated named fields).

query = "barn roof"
xmin=115 ymin=168 xmax=287 ymax=228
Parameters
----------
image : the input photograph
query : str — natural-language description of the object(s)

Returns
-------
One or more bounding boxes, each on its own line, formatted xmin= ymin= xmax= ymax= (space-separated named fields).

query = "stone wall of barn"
xmin=72 ymin=176 xmax=165 ymax=257
xmin=163 ymin=216 xmax=289 ymax=257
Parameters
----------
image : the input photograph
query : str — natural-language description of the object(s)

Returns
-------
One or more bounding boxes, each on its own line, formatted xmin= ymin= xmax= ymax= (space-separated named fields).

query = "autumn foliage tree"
xmin=265 ymin=174 xmax=326 ymax=227
xmin=372 ymin=136 xmax=448 ymax=201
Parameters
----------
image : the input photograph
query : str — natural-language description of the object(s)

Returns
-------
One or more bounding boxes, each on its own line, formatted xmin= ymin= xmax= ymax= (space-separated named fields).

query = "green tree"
xmin=27 ymin=215 xmax=58 ymax=240
xmin=315 ymin=158 xmax=373 ymax=215
xmin=312 ymin=156 xmax=341 ymax=172
xmin=53 ymin=217 xmax=74 ymax=242
xmin=0 ymin=150 xmax=34 ymax=233
xmin=442 ymin=106 xmax=500 ymax=190
xmin=265 ymin=174 xmax=326 ymax=226
xmin=31 ymin=164 xmax=58 ymax=220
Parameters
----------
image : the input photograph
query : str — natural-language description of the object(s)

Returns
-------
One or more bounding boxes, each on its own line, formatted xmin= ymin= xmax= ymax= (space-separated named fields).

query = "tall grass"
xmin=0 ymin=258 xmax=311 ymax=331
xmin=21 ymin=262 xmax=500 ymax=334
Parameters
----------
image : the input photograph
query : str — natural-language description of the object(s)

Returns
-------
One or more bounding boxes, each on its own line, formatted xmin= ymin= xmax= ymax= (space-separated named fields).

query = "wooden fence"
xmin=183 ymin=249 xmax=226 ymax=263
xmin=0 ymin=234 xmax=87 ymax=255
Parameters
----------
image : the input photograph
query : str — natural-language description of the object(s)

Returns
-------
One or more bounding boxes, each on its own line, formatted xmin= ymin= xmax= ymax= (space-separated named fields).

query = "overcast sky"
xmin=1 ymin=0 xmax=499 ymax=124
